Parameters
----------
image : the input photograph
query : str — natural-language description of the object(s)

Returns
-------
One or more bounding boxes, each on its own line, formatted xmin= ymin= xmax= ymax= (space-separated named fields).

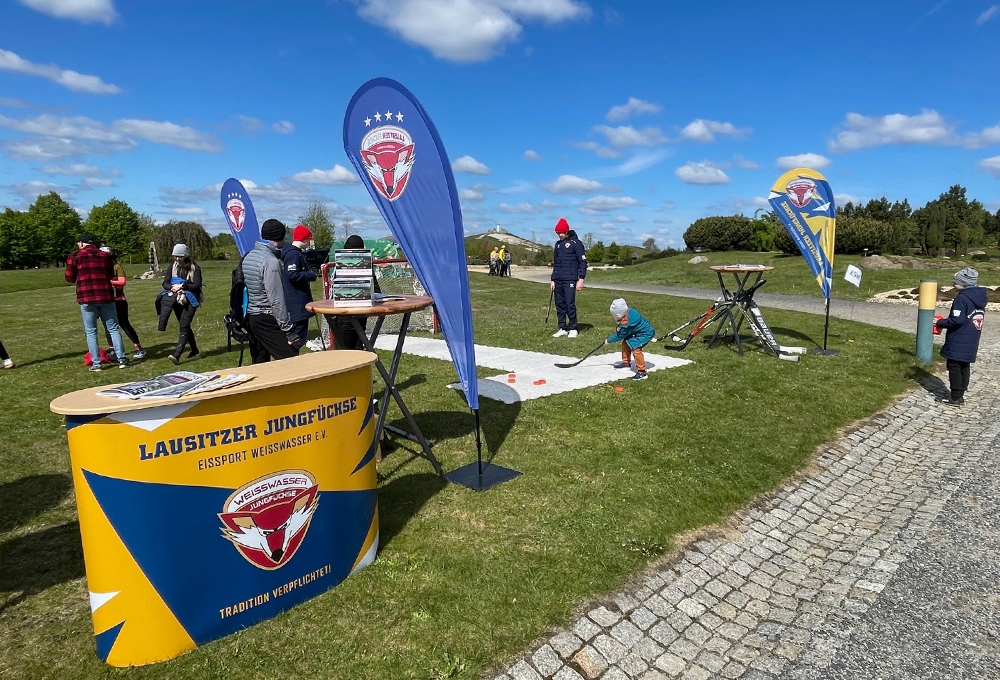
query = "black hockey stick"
xmin=653 ymin=301 xmax=729 ymax=349
xmin=545 ymin=289 xmax=553 ymax=324
xmin=554 ymin=341 xmax=607 ymax=368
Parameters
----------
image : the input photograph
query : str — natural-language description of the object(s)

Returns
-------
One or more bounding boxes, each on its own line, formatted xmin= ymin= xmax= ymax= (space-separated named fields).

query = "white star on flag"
xmin=374 ymin=112 xmax=381 ymax=122
xmin=396 ymin=112 xmax=404 ymax=122
xmin=385 ymin=110 xmax=392 ymax=120
xmin=364 ymin=117 xmax=372 ymax=127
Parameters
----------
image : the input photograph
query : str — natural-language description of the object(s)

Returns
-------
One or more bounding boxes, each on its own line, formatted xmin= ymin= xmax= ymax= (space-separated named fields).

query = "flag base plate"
xmin=445 ymin=462 xmax=521 ymax=491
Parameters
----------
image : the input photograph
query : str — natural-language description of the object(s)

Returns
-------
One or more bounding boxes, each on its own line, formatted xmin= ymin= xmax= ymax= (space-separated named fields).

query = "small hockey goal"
xmin=320 ymin=257 xmax=436 ymax=339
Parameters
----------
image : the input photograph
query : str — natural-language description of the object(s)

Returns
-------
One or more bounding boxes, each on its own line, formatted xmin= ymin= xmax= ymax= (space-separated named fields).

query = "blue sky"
xmin=1 ymin=0 xmax=999 ymax=247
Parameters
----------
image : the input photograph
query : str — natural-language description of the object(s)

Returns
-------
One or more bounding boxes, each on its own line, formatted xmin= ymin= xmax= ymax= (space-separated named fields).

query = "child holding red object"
xmin=605 ymin=298 xmax=655 ymax=380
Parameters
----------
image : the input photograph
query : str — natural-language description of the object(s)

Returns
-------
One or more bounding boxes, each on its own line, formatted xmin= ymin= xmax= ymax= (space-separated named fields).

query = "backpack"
xmin=225 ymin=253 xmax=250 ymax=343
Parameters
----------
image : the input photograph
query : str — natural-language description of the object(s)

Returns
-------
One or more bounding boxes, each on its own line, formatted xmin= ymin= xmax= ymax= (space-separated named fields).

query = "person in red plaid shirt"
xmin=65 ymin=233 xmax=130 ymax=371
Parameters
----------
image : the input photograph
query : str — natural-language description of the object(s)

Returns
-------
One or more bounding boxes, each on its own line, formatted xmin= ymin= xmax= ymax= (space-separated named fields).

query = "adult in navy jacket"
xmin=550 ymin=218 xmax=588 ymax=338
xmin=280 ymin=224 xmax=318 ymax=345
xmin=935 ymin=267 xmax=986 ymax=406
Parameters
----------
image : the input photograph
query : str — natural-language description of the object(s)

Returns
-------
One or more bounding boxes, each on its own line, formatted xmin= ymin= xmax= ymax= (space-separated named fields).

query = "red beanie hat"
xmin=554 ymin=218 xmax=570 ymax=234
xmin=292 ymin=224 xmax=313 ymax=241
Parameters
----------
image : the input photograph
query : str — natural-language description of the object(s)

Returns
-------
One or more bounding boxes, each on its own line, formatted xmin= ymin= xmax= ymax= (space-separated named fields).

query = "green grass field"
xmin=586 ymin=251 xmax=1000 ymax=301
xmin=1 ymin=262 xmax=927 ymax=679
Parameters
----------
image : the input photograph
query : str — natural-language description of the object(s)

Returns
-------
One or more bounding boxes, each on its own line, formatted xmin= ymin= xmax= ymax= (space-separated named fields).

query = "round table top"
xmin=710 ymin=265 xmax=774 ymax=272
xmin=306 ymin=295 xmax=434 ymax=316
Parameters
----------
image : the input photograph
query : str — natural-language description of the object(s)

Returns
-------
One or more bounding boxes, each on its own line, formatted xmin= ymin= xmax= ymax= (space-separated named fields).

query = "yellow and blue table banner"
xmin=60 ymin=368 xmax=378 ymax=666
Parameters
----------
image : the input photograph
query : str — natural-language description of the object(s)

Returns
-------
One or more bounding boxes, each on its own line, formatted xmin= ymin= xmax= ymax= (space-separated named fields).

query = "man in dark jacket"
xmin=281 ymin=224 xmax=318 ymax=346
xmin=65 ymin=233 xmax=129 ymax=371
xmin=550 ymin=218 xmax=587 ymax=338
xmin=935 ymin=267 xmax=986 ymax=406
xmin=243 ymin=219 xmax=300 ymax=363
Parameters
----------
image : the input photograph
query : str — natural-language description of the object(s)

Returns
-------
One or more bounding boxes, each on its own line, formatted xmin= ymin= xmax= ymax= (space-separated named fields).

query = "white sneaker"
xmin=568 ymin=330 xmax=578 ymax=338
xmin=552 ymin=329 xmax=568 ymax=338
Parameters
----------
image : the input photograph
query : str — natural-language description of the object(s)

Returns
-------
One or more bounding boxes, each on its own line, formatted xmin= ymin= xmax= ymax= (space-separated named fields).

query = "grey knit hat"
xmin=610 ymin=298 xmax=628 ymax=320
xmin=171 ymin=243 xmax=189 ymax=257
xmin=954 ymin=267 xmax=979 ymax=287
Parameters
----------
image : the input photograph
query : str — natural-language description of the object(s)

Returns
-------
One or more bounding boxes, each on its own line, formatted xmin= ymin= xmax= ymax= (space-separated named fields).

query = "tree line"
xmin=0 ymin=194 xmax=342 ymax=269
xmin=683 ymin=184 xmax=1000 ymax=256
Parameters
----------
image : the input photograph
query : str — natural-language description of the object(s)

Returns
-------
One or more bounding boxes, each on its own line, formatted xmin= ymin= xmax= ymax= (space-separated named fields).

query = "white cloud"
xmin=577 ymin=195 xmax=642 ymax=215
xmin=679 ymin=119 xmax=749 ymax=143
xmin=288 ymin=165 xmax=360 ymax=186
xmin=7 ymin=179 xmax=71 ymax=204
xmin=170 ymin=207 xmax=208 ymax=216
xmin=606 ymin=97 xmax=661 ymax=122
xmin=355 ymin=0 xmax=590 ymax=62
xmin=273 ymin=120 xmax=295 ymax=134
xmin=594 ymin=125 xmax=667 ymax=148
xmin=828 ymin=110 xmax=954 ymax=152
xmin=675 ymin=161 xmax=731 ymax=185
xmin=776 ymin=153 xmax=832 ymax=170
xmin=111 ymin=119 xmax=223 ymax=152
xmin=613 ymin=149 xmax=671 ymax=176
xmin=572 ymin=141 xmax=622 ymax=158
xmin=965 ymin=123 xmax=1000 ymax=149
xmin=540 ymin=199 xmax=559 ymax=209
xmin=653 ymin=218 xmax=673 ymax=225
xmin=614 ymin=215 xmax=633 ymax=223
xmin=238 ymin=115 xmax=264 ymax=135
xmin=498 ymin=202 xmax=542 ymax=214
xmin=16 ymin=0 xmax=116 ymax=25
xmin=0 ymin=113 xmax=223 ymax=158
xmin=657 ymin=200 xmax=675 ymax=211
xmin=734 ymin=154 xmax=759 ymax=169
xmin=523 ymin=149 xmax=541 ymax=160
xmin=41 ymin=163 xmax=101 ymax=176
xmin=541 ymin=174 xmax=605 ymax=195
xmin=978 ymin=156 xmax=1000 ymax=178
xmin=976 ymin=5 xmax=999 ymax=25
xmin=835 ymin=193 xmax=861 ymax=207
xmin=459 ymin=188 xmax=486 ymax=202
xmin=0 ymin=97 xmax=31 ymax=108
xmin=81 ymin=177 xmax=113 ymax=187
xmin=452 ymin=155 xmax=490 ymax=174
xmin=0 ymin=48 xmax=120 ymax=94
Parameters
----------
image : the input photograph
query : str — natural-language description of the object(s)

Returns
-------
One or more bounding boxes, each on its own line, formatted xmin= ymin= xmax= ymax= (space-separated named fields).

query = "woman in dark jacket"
xmin=159 ymin=243 xmax=203 ymax=364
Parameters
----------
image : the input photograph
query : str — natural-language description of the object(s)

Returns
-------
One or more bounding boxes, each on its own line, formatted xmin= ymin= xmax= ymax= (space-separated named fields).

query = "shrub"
xmin=683 ymin=215 xmax=755 ymax=251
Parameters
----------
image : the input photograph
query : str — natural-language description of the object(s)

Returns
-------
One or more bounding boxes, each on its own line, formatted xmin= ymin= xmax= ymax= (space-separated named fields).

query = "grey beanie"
xmin=171 ymin=243 xmax=189 ymax=257
xmin=954 ymin=267 xmax=979 ymax=287
xmin=610 ymin=298 xmax=628 ymax=320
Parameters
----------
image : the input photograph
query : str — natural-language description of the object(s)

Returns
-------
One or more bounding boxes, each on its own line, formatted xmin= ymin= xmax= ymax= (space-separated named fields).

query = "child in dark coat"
xmin=605 ymin=298 xmax=655 ymax=380
xmin=935 ymin=267 xmax=986 ymax=406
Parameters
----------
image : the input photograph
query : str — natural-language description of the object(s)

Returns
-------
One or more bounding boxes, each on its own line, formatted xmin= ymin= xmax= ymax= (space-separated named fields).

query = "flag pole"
xmin=444 ymin=404 xmax=522 ymax=492
xmin=823 ymin=296 xmax=831 ymax=350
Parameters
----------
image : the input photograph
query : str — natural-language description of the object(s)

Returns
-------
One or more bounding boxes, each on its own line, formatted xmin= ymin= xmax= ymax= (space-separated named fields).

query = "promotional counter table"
xmin=49 ymin=351 xmax=380 ymax=667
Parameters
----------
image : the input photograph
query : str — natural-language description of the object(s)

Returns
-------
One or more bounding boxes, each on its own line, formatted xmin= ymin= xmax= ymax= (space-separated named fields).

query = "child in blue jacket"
xmin=605 ymin=298 xmax=655 ymax=380
xmin=935 ymin=267 xmax=987 ymax=406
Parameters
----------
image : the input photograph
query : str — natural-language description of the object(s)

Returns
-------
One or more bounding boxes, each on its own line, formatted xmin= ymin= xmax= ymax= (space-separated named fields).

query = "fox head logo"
xmin=226 ymin=197 xmax=246 ymax=233
xmin=220 ymin=470 xmax=319 ymax=570
xmin=785 ymin=178 xmax=818 ymax=208
xmin=360 ymin=125 xmax=415 ymax=202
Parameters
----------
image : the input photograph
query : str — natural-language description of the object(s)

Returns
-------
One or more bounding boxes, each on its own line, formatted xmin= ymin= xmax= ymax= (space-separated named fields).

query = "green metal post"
xmin=915 ymin=279 xmax=937 ymax=364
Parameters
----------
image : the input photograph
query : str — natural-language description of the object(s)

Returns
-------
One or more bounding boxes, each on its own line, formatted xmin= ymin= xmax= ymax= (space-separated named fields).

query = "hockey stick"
xmin=545 ymin=289 xmax=553 ymax=324
xmin=554 ymin=342 xmax=607 ymax=368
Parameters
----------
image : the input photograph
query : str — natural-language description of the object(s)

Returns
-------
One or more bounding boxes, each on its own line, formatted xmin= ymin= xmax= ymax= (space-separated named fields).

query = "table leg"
xmin=352 ymin=314 xmax=444 ymax=476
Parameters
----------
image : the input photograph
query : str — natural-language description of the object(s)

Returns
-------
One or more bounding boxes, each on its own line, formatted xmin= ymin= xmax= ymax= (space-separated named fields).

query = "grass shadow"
xmin=0 ymin=522 xmax=85 ymax=614
xmin=907 ymin=362 xmax=948 ymax=399
xmin=0 ymin=474 xmax=72 ymax=534
xmin=770 ymin=326 xmax=819 ymax=348
xmin=376 ymin=473 xmax=447 ymax=549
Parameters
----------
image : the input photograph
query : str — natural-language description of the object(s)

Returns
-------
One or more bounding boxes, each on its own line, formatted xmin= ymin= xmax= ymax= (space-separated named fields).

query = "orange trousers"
xmin=622 ymin=342 xmax=646 ymax=373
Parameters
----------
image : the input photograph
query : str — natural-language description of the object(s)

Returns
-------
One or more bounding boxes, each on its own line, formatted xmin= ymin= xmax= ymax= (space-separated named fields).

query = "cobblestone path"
xmin=492 ymin=334 xmax=1000 ymax=679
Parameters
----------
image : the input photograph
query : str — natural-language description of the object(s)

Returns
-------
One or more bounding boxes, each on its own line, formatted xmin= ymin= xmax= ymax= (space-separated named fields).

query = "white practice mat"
xmin=372 ymin=335 xmax=693 ymax=404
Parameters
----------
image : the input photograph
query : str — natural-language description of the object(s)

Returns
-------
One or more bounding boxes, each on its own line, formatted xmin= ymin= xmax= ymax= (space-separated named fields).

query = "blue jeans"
xmin=81 ymin=302 xmax=125 ymax=364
